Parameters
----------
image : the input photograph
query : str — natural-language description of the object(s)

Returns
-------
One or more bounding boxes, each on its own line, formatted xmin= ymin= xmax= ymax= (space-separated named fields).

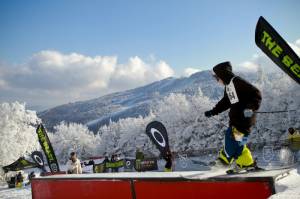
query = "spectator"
xmin=135 ymin=148 xmax=144 ymax=160
xmin=288 ymin=127 xmax=300 ymax=152
xmin=111 ymin=154 xmax=119 ymax=172
xmin=66 ymin=152 xmax=82 ymax=174
xmin=164 ymin=150 xmax=173 ymax=172
xmin=15 ymin=172 xmax=24 ymax=188
xmin=102 ymin=156 xmax=110 ymax=173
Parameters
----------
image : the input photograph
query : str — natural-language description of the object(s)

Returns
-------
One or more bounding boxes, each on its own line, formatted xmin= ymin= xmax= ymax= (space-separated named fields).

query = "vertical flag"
xmin=36 ymin=124 xmax=60 ymax=172
xmin=255 ymin=16 xmax=300 ymax=84
xmin=145 ymin=121 xmax=170 ymax=157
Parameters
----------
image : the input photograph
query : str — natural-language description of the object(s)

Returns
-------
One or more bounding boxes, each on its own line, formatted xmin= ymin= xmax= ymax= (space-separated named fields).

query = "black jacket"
xmin=211 ymin=62 xmax=262 ymax=135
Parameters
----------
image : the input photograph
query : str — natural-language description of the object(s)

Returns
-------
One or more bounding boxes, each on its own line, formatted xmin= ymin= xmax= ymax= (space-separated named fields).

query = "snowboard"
xmin=226 ymin=163 xmax=297 ymax=175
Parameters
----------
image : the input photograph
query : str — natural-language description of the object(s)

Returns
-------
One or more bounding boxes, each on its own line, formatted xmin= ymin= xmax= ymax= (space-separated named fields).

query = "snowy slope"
xmin=38 ymin=70 xmax=223 ymax=132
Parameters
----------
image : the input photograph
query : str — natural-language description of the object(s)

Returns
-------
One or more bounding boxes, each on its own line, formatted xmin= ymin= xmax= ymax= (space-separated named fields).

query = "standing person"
xmin=135 ymin=148 xmax=144 ymax=160
xmin=102 ymin=156 xmax=110 ymax=173
xmin=110 ymin=154 xmax=117 ymax=172
xmin=287 ymin=127 xmax=300 ymax=159
xmin=164 ymin=150 xmax=173 ymax=172
xmin=204 ymin=61 xmax=262 ymax=171
xmin=66 ymin=152 xmax=82 ymax=174
xmin=15 ymin=171 xmax=24 ymax=188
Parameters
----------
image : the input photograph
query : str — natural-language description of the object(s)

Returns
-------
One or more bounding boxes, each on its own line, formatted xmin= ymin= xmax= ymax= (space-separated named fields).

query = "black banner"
xmin=93 ymin=159 xmax=124 ymax=173
xmin=31 ymin=151 xmax=46 ymax=171
xmin=255 ymin=16 xmax=300 ymax=84
xmin=124 ymin=159 xmax=134 ymax=171
xmin=36 ymin=124 xmax=60 ymax=172
xmin=3 ymin=157 xmax=38 ymax=173
xmin=134 ymin=158 xmax=158 ymax=172
xmin=146 ymin=121 xmax=170 ymax=156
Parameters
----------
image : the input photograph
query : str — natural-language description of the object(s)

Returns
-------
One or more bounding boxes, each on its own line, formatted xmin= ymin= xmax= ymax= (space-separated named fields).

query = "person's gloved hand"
xmin=204 ymin=110 xmax=214 ymax=118
xmin=244 ymin=109 xmax=254 ymax=118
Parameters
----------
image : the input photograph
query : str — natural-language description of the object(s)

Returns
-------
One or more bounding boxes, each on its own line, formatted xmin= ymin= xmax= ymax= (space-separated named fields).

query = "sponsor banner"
xmin=255 ymin=16 xmax=300 ymax=84
xmin=93 ymin=158 xmax=158 ymax=173
xmin=105 ymin=160 xmax=124 ymax=168
xmin=36 ymin=124 xmax=60 ymax=172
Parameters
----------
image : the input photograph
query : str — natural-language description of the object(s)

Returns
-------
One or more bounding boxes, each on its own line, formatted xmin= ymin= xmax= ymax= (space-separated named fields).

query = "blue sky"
xmin=0 ymin=0 xmax=299 ymax=109
xmin=1 ymin=0 xmax=299 ymax=72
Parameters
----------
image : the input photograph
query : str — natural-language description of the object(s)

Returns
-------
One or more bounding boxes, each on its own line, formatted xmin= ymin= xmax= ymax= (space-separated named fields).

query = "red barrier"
xmin=32 ymin=179 xmax=133 ymax=199
xmin=31 ymin=175 xmax=275 ymax=199
xmin=134 ymin=180 xmax=273 ymax=199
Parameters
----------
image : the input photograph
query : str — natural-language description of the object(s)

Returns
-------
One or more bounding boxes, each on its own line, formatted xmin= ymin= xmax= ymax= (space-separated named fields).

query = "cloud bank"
xmin=183 ymin=67 xmax=201 ymax=77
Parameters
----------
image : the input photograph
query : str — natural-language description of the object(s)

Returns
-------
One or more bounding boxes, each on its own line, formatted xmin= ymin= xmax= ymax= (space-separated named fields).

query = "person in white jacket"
xmin=66 ymin=152 xmax=82 ymax=174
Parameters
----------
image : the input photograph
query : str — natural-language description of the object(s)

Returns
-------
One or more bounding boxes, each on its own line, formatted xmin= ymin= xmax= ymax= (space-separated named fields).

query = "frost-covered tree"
xmin=151 ymin=90 xmax=227 ymax=152
xmin=97 ymin=115 xmax=156 ymax=156
xmin=252 ymin=69 xmax=300 ymax=144
xmin=50 ymin=122 xmax=100 ymax=163
xmin=0 ymin=102 xmax=40 ymax=167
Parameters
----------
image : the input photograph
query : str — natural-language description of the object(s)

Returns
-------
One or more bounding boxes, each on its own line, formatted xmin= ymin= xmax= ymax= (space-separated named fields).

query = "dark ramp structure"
xmin=31 ymin=169 xmax=291 ymax=199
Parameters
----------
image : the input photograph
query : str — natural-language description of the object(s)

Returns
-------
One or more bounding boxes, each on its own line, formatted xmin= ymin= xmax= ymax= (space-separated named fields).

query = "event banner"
xmin=134 ymin=158 xmax=158 ymax=172
xmin=255 ymin=16 xmax=300 ymax=84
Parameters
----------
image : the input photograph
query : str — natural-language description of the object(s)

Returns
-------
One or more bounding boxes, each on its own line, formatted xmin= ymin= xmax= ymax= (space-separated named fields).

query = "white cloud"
xmin=295 ymin=39 xmax=300 ymax=47
xmin=183 ymin=67 xmax=201 ymax=77
xmin=288 ymin=41 xmax=300 ymax=57
xmin=237 ymin=39 xmax=300 ymax=73
xmin=0 ymin=50 xmax=174 ymax=109
xmin=238 ymin=61 xmax=259 ymax=72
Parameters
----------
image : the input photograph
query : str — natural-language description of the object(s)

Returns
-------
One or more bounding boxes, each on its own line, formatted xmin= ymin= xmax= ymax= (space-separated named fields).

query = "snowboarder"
xmin=204 ymin=61 xmax=262 ymax=171
xmin=66 ymin=152 xmax=82 ymax=174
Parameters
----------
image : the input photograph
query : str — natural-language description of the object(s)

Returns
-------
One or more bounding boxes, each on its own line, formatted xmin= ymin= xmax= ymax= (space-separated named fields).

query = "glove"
xmin=244 ymin=109 xmax=253 ymax=118
xmin=204 ymin=110 xmax=214 ymax=118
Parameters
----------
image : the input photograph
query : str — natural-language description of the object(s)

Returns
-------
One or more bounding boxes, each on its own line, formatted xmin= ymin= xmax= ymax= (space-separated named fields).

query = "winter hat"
xmin=213 ymin=61 xmax=235 ymax=84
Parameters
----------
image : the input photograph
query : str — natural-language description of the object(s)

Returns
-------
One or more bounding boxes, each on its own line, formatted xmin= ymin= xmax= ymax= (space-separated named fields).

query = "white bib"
xmin=225 ymin=77 xmax=239 ymax=104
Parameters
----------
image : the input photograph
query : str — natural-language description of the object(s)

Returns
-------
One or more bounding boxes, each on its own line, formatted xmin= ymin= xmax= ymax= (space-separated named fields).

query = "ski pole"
xmin=255 ymin=110 xmax=297 ymax=114
xmin=211 ymin=116 xmax=228 ymax=128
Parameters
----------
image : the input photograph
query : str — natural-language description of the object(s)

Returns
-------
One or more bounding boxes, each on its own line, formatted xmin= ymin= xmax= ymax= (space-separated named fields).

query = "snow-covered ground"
xmin=271 ymin=168 xmax=300 ymax=199
xmin=0 ymin=182 xmax=31 ymax=199
xmin=1 ymin=163 xmax=299 ymax=199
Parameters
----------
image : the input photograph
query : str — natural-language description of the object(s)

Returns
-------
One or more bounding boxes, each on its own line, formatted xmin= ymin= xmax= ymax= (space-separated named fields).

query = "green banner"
xmin=255 ymin=16 xmax=300 ymax=84
xmin=105 ymin=160 xmax=124 ymax=168
xmin=36 ymin=124 xmax=60 ymax=172
xmin=3 ymin=157 xmax=38 ymax=173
